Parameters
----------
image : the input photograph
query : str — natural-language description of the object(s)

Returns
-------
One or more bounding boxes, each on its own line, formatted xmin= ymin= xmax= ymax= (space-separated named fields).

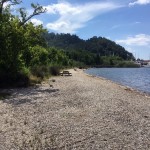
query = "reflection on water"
xmin=85 ymin=68 xmax=150 ymax=94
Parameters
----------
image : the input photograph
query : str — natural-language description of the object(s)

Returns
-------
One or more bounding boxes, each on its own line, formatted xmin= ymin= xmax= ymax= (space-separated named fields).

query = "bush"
xmin=29 ymin=46 xmax=49 ymax=66
xmin=29 ymin=75 xmax=42 ymax=85
xmin=116 ymin=61 xmax=140 ymax=68
xmin=49 ymin=66 xmax=60 ymax=76
xmin=31 ymin=66 xmax=49 ymax=79
xmin=30 ymin=65 xmax=61 ymax=79
xmin=0 ymin=71 xmax=30 ymax=88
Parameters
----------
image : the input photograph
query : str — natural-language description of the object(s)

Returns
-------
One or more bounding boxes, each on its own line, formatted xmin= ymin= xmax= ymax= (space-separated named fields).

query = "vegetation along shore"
xmin=0 ymin=0 xmax=138 ymax=88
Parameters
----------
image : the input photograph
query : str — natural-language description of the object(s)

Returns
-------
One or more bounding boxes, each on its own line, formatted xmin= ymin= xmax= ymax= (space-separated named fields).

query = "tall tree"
xmin=0 ymin=0 xmax=46 ymax=74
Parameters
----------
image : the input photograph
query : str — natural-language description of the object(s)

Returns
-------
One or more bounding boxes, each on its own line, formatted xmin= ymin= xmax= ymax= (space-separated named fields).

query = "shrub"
xmin=116 ymin=61 xmax=140 ymax=68
xmin=49 ymin=66 xmax=60 ymax=76
xmin=0 ymin=71 xmax=30 ymax=88
xmin=29 ymin=75 xmax=42 ymax=85
xmin=31 ymin=66 xmax=49 ymax=79
xmin=29 ymin=46 xmax=49 ymax=66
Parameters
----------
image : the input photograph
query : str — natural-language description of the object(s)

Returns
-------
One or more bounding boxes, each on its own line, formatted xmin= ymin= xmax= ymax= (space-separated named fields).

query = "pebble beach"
xmin=0 ymin=69 xmax=150 ymax=149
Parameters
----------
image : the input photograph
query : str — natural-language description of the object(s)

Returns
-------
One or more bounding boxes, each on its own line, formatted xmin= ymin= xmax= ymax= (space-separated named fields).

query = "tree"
xmin=44 ymin=33 xmax=135 ymax=62
xmin=0 ymin=0 xmax=21 ymax=15
xmin=29 ymin=45 xmax=49 ymax=66
xmin=0 ymin=0 xmax=47 ymax=86
xmin=48 ymin=47 xmax=70 ymax=66
xmin=19 ymin=3 xmax=46 ymax=26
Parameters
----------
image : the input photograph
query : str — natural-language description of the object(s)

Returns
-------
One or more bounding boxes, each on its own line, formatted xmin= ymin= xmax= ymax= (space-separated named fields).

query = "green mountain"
xmin=44 ymin=33 xmax=134 ymax=61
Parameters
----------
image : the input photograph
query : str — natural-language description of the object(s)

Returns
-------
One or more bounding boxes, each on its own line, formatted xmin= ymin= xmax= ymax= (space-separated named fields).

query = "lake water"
xmin=85 ymin=68 xmax=150 ymax=94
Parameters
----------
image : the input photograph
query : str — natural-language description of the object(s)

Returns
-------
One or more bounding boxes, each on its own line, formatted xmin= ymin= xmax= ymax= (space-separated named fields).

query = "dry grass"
xmin=29 ymin=75 xmax=42 ymax=85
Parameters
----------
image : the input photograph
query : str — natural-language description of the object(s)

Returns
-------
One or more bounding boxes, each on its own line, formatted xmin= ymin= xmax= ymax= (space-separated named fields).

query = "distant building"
xmin=134 ymin=60 xmax=150 ymax=67
xmin=141 ymin=60 xmax=150 ymax=67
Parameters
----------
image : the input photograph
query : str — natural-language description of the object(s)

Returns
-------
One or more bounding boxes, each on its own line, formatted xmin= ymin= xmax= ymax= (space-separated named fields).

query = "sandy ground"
xmin=0 ymin=69 xmax=150 ymax=150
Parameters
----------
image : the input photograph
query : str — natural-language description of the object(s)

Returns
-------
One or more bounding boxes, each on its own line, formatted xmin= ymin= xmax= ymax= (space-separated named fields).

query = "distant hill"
xmin=44 ymin=33 xmax=134 ymax=61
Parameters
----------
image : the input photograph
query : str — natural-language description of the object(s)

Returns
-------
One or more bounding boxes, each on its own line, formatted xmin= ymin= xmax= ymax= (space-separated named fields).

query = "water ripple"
xmin=85 ymin=68 xmax=150 ymax=94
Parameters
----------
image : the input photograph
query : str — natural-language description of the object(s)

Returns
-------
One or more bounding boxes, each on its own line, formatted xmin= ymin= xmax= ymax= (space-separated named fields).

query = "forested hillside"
xmin=44 ymin=33 xmax=134 ymax=60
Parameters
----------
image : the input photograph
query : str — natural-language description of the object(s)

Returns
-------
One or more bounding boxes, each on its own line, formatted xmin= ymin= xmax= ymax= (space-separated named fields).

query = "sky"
xmin=14 ymin=0 xmax=150 ymax=60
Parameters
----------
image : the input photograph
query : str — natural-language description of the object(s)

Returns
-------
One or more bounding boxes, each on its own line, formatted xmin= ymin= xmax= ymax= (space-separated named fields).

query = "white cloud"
xmin=129 ymin=0 xmax=150 ymax=6
xmin=3 ymin=2 xmax=9 ymax=8
xmin=44 ymin=1 xmax=122 ymax=33
xmin=30 ymin=18 xmax=43 ymax=26
xmin=116 ymin=34 xmax=150 ymax=46
xmin=3 ymin=1 xmax=15 ymax=10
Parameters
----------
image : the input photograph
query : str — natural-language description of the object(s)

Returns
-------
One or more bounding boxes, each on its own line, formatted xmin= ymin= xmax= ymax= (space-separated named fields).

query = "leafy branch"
xmin=0 ymin=0 xmax=22 ymax=14
xmin=19 ymin=3 xmax=46 ymax=26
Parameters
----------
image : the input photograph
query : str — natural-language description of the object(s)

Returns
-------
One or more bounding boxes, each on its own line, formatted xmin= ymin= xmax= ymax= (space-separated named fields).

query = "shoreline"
xmin=84 ymin=71 xmax=150 ymax=98
xmin=0 ymin=68 xmax=150 ymax=149
xmin=84 ymin=68 xmax=150 ymax=98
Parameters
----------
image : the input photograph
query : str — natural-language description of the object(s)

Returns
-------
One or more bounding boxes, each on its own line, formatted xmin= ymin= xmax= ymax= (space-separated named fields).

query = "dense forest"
xmin=44 ymin=33 xmax=136 ymax=67
xmin=0 ymin=0 xmax=137 ymax=87
xmin=44 ymin=33 xmax=134 ymax=60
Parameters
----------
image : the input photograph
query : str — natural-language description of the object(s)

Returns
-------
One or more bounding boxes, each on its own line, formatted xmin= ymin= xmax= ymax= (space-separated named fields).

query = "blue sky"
xmin=16 ymin=0 xmax=150 ymax=59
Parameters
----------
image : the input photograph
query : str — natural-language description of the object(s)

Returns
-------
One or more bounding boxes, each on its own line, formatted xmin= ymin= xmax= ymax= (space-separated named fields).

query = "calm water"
xmin=85 ymin=68 xmax=150 ymax=94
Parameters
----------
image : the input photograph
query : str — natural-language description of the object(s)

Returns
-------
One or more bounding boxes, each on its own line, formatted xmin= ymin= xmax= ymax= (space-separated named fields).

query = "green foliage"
xmin=0 ymin=71 xmax=30 ymax=87
xmin=44 ymin=33 xmax=135 ymax=61
xmin=66 ymin=50 xmax=96 ymax=65
xmin=43 ymin=33 xmax=136 ymax=68
xmin=0 ymin=1 xmax=48 ymax=87
xmin=29 ymin=46 xmax=49 ymax=66
xmin=49 ymin=66 xmax=61 ymax=76
xmin=47 ymin=47 xmax=72 ymax=66
xmin=101 ymin=56 xmax=122 ymax=67
xmin=0 ymin=16 xmax=25 ymax=74
xmin=30 ymin=65 xmax=61 ymax=78
xmin=21 ymin=24 xmax=47 ymax=67
xmin=116 ymin=61 xmax=140 ymax=68
xmin=31 ymin=66 xmax=49 ymax=79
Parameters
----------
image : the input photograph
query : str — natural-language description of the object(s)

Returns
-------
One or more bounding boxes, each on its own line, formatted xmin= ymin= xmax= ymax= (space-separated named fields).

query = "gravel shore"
xmin=0 ymin=69 xmax=150 ymax=150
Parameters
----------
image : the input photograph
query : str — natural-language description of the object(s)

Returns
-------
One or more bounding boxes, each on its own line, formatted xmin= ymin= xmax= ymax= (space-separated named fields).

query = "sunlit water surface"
xmin=85 ymin=68 xmax=150 ymax=94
